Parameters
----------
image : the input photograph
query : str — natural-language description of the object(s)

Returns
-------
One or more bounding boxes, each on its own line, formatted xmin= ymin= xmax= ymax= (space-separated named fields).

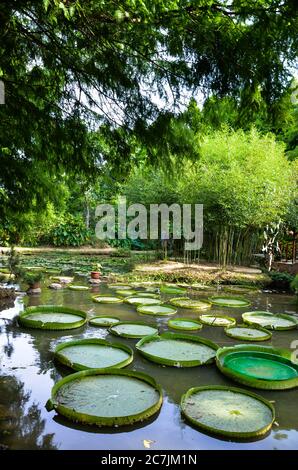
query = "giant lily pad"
xmin=109 ymin=322 xmax=158 ymax=339
xmin=89 ymin=316 xmax=120 ymax=327
xmin=216 ymin=344 xmax=298 ymax=390
xmin=137 ymin=304 xmax=177 ymax=316
xmin=54 ymin=338 xmax=133 ymax=371
xmin=168 ymin=318 xmax=203 ymax=331
xmin=242 ymin=311 xmax=297 ymax=330
xmin=124 ymin=296 xmax=162 ymax=306
xmin=199 ymin=314 xmax=236 ymax=327
xmin=92 ymin=295 xmax=123 ymax=304
xmin=67 ymin=285 xmax=89 ymax=291
xmin=18 ymin=305 xmax=86 ymax=330
xmin=46 ymin=369 xmax=162 ymax=427
xmin=108 ymin=284 xmax=132 ymax=290
xmin=170 ymin=297 xmax=211 ymax=310
xmin=181 ymin=385 xmax=275 ymax=439
xmin=136 ymin=332 xmax=219 ymax=367
xmin=115 ymin=289 xmax=137 ymax=297
xmin=208 ymin=296 xmax=251 ymax=308
xmin=51 ymin=276 xmax=74 ymax=284
xmin=224 ymin=325 xmax=272 ymax=341
xmin=160 ymin=285 xmax=187 ymax=295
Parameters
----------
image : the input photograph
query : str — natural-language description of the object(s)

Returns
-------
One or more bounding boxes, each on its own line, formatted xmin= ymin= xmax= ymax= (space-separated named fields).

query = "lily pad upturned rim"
xmin=115 ymin=289 xmax=137 ymax=297
xmin=18 ymin=305 xmax=87 ymax=330
xmin=181 ymin=385 xmax=275 ymax=439
xmin=168 ymin=317 xmax=203 ymax=331
xmin=208 ymin=295 xmax=251 ymax=308
xmin=224 ymin=324 xmax=272 ymax=341
xmin=109 ymin=321 xmax=159 ymax=338
xmin=46 ymin=368 xmax=163 ymax=427
xmin=242 ymin=311 xmax=298 ymax=330
xmin=124 ymin=296 xmax=162 ymax=306
xmin=160 ymin=285 xmax=187 ymax=294
xmin=89 ymin=315 xmax=121 ymax=327
xmin=107 ymin=284 xmax=132 ymax=290
xmin=92 ymin=295 xmax=123 ymax=304
xmin=136 ymin=331 xmax=219 ymax=367
xmin=169 ymin=297 xmax=211 ymax=310
xmin=136 ymin=304 xmax=177 ymax=316
xmin=54 ymin=338 xmax=133 ymax=371
xmin=216 ymin=344 xmax=298 ymax=390
xmin=198 ymin=314 xmax=237 ymax=327
xmin=67 ymin=285 xmax=90 ymax=291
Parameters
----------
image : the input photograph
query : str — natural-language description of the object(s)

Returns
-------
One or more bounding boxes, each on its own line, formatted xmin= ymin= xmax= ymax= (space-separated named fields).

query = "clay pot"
xmin=91 ymin=271 xmax=101 ymax=279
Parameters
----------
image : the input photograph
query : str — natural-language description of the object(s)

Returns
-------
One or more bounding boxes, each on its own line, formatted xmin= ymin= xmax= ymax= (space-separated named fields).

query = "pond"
xmin=0 ymin=273 xmax=298 ymax=450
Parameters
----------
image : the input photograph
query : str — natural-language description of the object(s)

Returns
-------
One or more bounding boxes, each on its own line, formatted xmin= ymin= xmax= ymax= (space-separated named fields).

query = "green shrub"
xmin=45 ymin=216 xmax=89 ymax=246
xmin=290 ymin=275 xmax=298 ymax=294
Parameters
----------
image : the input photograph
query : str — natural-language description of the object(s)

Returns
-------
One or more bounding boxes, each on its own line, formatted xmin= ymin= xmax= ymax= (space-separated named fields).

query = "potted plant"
xmin=23 ymin=271 xmax=43 ymax=290
xmin=91 ymin=263 xmax=102 ymax=279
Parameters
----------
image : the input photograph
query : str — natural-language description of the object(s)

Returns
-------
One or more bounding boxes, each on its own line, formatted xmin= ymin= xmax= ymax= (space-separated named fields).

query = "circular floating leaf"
xmin=125 ymin=296 xmax=162 ymax=306
xmin=109 ymin=321 xmax=158 ymax=339
xmin=137 ymin=304 xmax=177 ymax=316
xmin=224 ymin=325 xmax=272 ymax=341
xmin=170 ymin=297 xmax=211 ymax=310
xmin=181 ymin=385 xmax=275 ymax=439
xmin=54 ymin=338 xmax=133 ymax=371
xmin=160 ymin=285 xmax=187 ymax=295
xmin=46 ymin=369 xmax=162 ymax=427
xmin=89 ymin=316 xmax=120 ymax=327
xmin=216 ymin=345 xmax=298 ymax=390
xmin=242 ymin=311 xmax=297 ymax=330
xmin=222 ymin=285 xmax=259 ymax=294
xmin=115 ymin=289 xmax=137 ymax=297
xmin=208 ymin=296 xmax=251 ymax=308
xmin=135 ymin=292 xmax=160 ymax=298
xmin=18 ymin=305 xmax=86 ymax=330
xmin=68 ymin=285 xmax=89 ymax=291
xmin=51 ymin=276 xmax=74 ymax=284
xmin=168 ymin=318 xmax=202 ymax=331
xmin=108 ymin=284 xmax=132 ymax=290
xmin=136 ymin=332 xmax=219 ymax=367
xmin=92 ymin=295 xmax=123 ymax=304
xmin=191 ymin=283 xmax=215 ymax=291
xmin=199 ymin=314 xmax=236 ymax=327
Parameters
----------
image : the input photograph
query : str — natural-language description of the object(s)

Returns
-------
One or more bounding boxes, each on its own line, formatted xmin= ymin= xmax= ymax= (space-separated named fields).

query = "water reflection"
xmin=0 ymin=276 xmax=297 ymax=449
xmin=0 ymin=374 xmax=58 ymax=449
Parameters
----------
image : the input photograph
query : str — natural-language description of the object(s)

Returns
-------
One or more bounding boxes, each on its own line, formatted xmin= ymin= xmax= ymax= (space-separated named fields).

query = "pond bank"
xmin=109 ymin=260 xmax=270 ymax=286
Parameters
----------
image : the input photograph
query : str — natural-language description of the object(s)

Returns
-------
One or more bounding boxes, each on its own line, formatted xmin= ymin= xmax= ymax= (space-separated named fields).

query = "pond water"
xmin=0 ymin=276 xmax=298 ymax=450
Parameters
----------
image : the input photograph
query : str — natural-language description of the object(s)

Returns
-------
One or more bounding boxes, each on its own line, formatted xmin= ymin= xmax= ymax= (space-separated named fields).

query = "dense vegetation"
xmin=0 ymin=1 xmax=297 ymax=265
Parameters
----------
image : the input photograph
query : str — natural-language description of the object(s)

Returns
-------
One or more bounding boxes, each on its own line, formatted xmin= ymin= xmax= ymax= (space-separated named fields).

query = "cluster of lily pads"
xmin=16 ymin=280 xmax=298 ymax=440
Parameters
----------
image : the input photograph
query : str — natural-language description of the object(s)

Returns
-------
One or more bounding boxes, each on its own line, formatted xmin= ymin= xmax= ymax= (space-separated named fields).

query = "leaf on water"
xmin=143 ymin=439 xmax=155 ymax=449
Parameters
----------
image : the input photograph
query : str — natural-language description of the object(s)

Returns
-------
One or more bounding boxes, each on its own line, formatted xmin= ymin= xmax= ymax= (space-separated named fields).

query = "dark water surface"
xmin=0 ymin=281 xmax=297 ymax=450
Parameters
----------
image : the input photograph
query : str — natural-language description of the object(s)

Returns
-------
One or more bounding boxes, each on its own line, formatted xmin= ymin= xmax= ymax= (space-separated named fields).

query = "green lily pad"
xmin=136 ymin=332 xmax=219 ymax=367
xmin=67 ymin=285 xmax=89 ymax=291
xmin=190 ymin=283 xmax=215 ymax=291
xmin=54 ymin=338 xmax=133 ymax=371
xmin=108 ymin=284 xmax=132 ymax=290
xmin=18 ymin=305 xmax=86 ymax=330
xmin=160 ymin=285 xmax=187 ymax=295
xmin=89 ymin=316 xmax=120 ymax=327
xmin=137 ymin=304 xmax=177 ymax=316
xmin=109 ymin=322 xmax=158 ymax=339
xmin=199 ymin=314 xmax=236 ymax=327
xmin=242 ymin=311 xmax=297 ymax=330
xmin=124 ymin=296 xmax=162 ymax=306
xmin=51 ymin=276 xmax=74 ymax=283
xmin=216 ymin=344 xmax=298 ymax=390
xmin=46 ymin=369 xmax=163 ymax=427
xmin=168 ymin=318 xmax=203 ymax=331
xmin=181 ymin=385 xmax=275 ymax=439
xmin=135 ymin=292 xmax=160 ymax=298
xmin=115 ymin=289 xmax=137 ymax=297
xmin=224 ymin=325 xmax=272 ymax=341
xmin=170 ymin=297 xmax=211 ymax=310
xmin=92 ymin=295 xmax=123 ymax=304
xmin=208 ymin=296 xmax=251 ymax=308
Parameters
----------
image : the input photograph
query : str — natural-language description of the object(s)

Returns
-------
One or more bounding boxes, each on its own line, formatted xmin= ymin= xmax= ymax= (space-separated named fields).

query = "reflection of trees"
xmin=0 ymin=375 xmax=57 ymax=449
